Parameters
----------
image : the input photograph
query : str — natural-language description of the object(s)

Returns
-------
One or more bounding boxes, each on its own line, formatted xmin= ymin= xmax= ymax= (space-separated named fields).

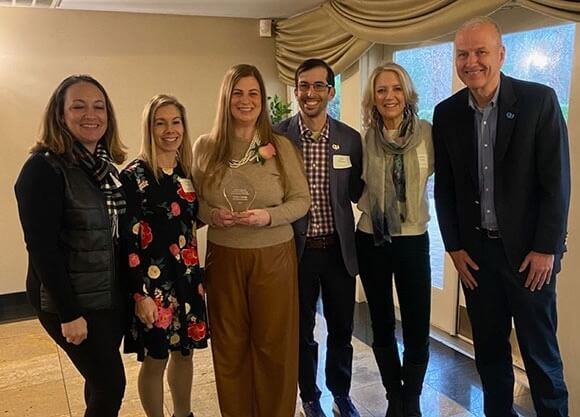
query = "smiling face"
xmin=230 ymin=76 xmax=262 ymax=127
xmin=63 ymin=81 xmax=107 ymax=152
xmin=152 ymin=104 xmax=184 ymax=155
xmin=455 ymin=22 xmax=505 ymax=103
xmin=373 ymin=70 xmax=406 ymax=128
xmin=294 ymin=66 xmax=335 ymax=119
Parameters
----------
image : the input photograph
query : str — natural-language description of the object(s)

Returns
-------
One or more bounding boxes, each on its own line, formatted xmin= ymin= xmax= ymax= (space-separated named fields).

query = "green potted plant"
xmin=268 ymin=94 xmax=292 ymax=124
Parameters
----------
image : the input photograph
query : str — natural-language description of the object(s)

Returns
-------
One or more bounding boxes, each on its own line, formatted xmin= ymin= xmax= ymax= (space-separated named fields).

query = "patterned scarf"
xmin=73 ymin=140 xmax=126 ymax=237
xmin=364 ymin=113 xmax=423 ymax=245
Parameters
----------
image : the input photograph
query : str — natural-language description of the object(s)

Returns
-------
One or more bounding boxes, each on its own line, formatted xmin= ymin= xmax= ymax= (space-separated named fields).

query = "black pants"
xmin=465 ymin=237 xmax=568 ymax=417
xmin=298 ymin=244 xmax=355 ymax=402
xmin=38 ymin=309 xmax=126 ymax=417
xmin=355 ymin=231 xmax=431 ymax=391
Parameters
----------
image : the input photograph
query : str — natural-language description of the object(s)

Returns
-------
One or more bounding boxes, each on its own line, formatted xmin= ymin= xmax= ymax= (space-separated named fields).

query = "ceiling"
xmin=0 ymin=0 xmax=326 ymax=19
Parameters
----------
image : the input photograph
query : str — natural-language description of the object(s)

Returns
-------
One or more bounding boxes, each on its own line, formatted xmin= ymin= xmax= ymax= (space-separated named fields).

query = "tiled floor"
xmin=0 ymin=305 xmax=534 ymax=417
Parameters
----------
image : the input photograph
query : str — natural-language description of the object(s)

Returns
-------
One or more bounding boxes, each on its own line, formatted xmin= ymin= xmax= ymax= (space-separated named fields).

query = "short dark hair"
xmin=294 ymin=59 xmax=335 ymax=87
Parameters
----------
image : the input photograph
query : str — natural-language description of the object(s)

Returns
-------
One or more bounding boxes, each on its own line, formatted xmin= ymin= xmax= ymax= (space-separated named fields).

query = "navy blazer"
xmin=275 ymin=114 xmax=364 ymax=276
xmin=433 ymin=74 xmax=570 ymax=272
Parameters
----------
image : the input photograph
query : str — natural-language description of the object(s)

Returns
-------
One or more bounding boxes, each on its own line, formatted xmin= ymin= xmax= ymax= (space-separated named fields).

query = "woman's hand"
xmin=61 ymin=316 xmax=88 ymax=345
xmin=235 ymin=209 xmax=271 ymax=227
xmin=135 ymin=297 xmax=158 ymax=328
xmin=211 ymin=208 xmax=237 ymax=227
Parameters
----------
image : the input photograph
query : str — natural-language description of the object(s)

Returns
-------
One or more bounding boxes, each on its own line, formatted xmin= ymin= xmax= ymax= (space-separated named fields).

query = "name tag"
xmin=333 ymin=154 xmax=352 ymax=169
xmin=177 ymin=177 xmax=195 ymax=193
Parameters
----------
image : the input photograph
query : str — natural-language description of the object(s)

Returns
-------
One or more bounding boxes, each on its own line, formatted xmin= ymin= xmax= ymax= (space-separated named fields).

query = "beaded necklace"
xmin=228 ymin=134 xmax=261 ymax=169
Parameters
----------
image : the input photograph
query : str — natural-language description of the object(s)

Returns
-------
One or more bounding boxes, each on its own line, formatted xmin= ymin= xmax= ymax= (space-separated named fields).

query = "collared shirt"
xmin=298 ymin=114 xmax=335 ymax=237
xmin=468 ymin=82 xmax=500 ymax=230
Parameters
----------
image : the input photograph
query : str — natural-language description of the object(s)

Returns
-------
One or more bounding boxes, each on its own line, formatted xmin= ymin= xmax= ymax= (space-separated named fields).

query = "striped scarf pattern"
xmin=73 ymin=141 xmax=126 ymax=237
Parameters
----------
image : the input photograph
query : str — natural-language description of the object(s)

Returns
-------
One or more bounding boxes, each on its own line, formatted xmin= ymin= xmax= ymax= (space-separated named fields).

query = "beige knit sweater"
xmin=192 ymin=134 xmax=311 ymax=249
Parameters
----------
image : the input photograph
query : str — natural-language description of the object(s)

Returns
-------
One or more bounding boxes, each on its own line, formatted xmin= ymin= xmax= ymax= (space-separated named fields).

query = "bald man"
xmin=433 ymin=16 xmax=570 ymax=417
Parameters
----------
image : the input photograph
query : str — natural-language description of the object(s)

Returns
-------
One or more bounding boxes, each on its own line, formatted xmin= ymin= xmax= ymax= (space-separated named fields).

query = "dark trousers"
xmin=465 ymin=236 xmax=568 ymax=417
xmin=38 ymin=309 xmax=126 ymax=417
xmin=355 ymin=231 xmax=431 ymax=394
xmin=298 ymin=244 xmax=355 ymax=402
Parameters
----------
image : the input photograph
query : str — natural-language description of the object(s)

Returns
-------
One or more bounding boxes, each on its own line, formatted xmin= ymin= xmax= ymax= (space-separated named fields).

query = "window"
xmin=502 ymin=23 xmax=576 ymax=120
xmin=395 ymin=43 xmax=453 ymax=289
xmin=395 ymin=43 xmax=454 ymax=122
xmin=328 ymin=74 xmax=341 ymax=120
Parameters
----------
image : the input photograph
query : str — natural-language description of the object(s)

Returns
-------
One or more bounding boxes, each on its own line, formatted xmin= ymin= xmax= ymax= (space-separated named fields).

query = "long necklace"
xmin=228 ymin=134 xmax=261 ymax=169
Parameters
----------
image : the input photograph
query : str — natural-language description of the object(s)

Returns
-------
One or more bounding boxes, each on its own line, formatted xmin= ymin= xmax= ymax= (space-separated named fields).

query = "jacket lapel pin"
xmin=506 ymin=112 xmax=515 ymax=119
xmin=332 ymin=143 xmax=340 ymax=150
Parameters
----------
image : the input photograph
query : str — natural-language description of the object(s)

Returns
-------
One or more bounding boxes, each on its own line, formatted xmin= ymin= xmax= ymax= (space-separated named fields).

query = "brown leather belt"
xmin=305 ymin=234 xmax=338 ymax=249
xmin=480 ymin=228 xmax=502 ymax=239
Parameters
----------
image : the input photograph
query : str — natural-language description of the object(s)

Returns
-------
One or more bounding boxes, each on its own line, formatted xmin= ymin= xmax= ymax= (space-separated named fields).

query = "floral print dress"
xmin=121 ymin=159 xmax=208 ymax=361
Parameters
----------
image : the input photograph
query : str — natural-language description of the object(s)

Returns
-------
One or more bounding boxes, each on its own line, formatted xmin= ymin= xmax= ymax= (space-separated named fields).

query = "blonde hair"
xmin=31 ymin=74 xmax=127 ymax=164
xmin=361 ymin=62 xmax=418 ymax=131
xmin=140 ymin=94 xmax=193 ymax=181
xmin=195 ymin=64 xmax=280 ymax=189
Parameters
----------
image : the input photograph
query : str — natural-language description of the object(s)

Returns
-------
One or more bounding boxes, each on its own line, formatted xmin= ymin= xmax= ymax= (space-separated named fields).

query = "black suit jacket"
xmin=433 ymin=74 xmax=570 ymax=272
xmin=275 ymin=114 xmax=364 ymax=276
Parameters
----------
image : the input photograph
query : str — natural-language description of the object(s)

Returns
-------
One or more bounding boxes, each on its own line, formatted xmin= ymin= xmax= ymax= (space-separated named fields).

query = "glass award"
xmin=223 ymin=174 xmax=256 ymax=212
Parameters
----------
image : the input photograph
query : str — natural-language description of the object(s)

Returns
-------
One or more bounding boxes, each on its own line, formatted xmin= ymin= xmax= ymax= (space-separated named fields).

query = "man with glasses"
xmin=275 ymin=58 xmax=363 ymax=417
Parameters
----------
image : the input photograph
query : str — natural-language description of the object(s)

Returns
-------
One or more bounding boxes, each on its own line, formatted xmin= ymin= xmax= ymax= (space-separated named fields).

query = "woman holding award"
xmin=192 ymin=64 xmax=310 ymax=417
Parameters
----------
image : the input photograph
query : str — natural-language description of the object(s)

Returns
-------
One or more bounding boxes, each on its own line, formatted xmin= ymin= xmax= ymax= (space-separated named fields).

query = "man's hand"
xmin=449 ymin=249 xmax=479 ymax=290
xmin=61 ymin=316 xmax=88 ymax=345
xmin=519 ymin=251 xmax=554 ymax=292
xmin=235 ymin=209 xmax=271 ymax=227
xmin=135 ymin=297 xmax=158 ymax=328
xmin=211 ymin=208 xmax=237 ymax=227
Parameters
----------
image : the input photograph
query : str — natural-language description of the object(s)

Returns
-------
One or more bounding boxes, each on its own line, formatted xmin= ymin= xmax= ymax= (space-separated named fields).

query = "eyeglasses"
xmin=297 ymin=82 xmax=332 ymax=93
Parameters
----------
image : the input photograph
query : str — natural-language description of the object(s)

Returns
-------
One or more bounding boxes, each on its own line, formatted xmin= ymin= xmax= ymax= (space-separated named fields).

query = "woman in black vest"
xmin=15 ymin=75 xmax=128 ymax=417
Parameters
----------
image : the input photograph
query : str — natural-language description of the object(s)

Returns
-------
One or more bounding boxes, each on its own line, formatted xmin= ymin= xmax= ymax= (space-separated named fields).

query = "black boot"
xmin=402 ymin=362 xmax=428 ymax=417
xmin=372 ymin=345 xmax=404 ymax=417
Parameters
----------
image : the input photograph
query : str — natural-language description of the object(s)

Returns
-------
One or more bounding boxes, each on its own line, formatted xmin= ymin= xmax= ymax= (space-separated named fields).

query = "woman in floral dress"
xmin=121 ymin=94 xmax=208 ymax=417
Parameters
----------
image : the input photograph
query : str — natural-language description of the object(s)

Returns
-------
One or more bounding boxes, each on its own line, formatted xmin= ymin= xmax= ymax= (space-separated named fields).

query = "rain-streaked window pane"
xmin=394 ymin=43 xmax=453 ymax=122
xmin=328 ymin=74 xmax=341 ymax=120
xmin=394 ymin=43 xmax=453 ymax=290
xmin=502 ymin=24 xmax=575 ymax=120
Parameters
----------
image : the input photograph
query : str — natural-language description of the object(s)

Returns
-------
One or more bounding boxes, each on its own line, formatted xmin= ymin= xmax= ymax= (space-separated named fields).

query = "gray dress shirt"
xmin=468 ymin=83 xmax=500 ymax=231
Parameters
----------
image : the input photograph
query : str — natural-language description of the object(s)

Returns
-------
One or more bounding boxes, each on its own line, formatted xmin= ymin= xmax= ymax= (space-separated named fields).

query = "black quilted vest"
xmin=40 ymin=152 xmax=118 ymax=312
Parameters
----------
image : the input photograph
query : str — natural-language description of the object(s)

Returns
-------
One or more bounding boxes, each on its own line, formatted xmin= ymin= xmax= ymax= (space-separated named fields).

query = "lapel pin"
xmin=332 ymin=143 xmax=340 ymax=150
xmin=506 ymin=112 xmax=515 ymax=119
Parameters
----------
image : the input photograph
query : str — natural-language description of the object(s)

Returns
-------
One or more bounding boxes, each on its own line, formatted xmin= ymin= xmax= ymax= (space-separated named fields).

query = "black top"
xmin=15 ymin=152 xmax=121 ymax=322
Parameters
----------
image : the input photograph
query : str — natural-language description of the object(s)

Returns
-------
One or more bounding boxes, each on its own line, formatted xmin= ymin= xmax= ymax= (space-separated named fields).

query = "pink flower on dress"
xmin=187 ymin=321 xmax=207 ymax=341
xmin=169 ymin=243 xmax=180 ymax=257
xmin=140 ymin=221 xmax=153 ymax=248
xmin=177 ymin=185 xmax=196 ymax=202
xmin=128 ymin=253 xmax=140 ymax=268
xmin=170 ymin=202 xmax=181 ymax=216
xmin=258 ymin=143 xmax=277 ymax=160
xmin=181 ymin=247 xmax=199 ymax=266
xmin=155 ymin=306 xmax=173 ymax=329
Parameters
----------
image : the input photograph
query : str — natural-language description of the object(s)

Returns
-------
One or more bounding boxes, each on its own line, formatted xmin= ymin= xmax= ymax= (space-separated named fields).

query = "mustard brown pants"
xmin=205 ymin=239 xmax=299 ymax=417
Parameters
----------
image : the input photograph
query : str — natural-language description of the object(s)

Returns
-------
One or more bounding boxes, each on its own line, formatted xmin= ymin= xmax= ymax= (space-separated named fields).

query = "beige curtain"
xmin=274 ymin=0 xmax=580 ymax=85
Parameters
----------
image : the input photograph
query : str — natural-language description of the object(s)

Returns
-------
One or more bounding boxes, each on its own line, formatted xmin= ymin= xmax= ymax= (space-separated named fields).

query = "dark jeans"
xmin=465 ymin=236 xmax=568 ymax=417
xmin=38 ymin=309 xmax=126 ymax=417
xmin=298 ymin=244 xmax=355 ymax=401
xmin=355 ymin=231 xmax=431 ymax=391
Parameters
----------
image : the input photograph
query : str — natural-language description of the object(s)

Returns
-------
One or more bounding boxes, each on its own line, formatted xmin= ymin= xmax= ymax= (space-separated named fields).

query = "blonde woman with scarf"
xmin=356 ymin=62 xmax=433 ymax=417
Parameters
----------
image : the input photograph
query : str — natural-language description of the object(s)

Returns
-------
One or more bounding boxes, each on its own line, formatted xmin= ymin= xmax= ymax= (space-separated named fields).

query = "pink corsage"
xmin=256 ymin=143 xmax=277 ymax=164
